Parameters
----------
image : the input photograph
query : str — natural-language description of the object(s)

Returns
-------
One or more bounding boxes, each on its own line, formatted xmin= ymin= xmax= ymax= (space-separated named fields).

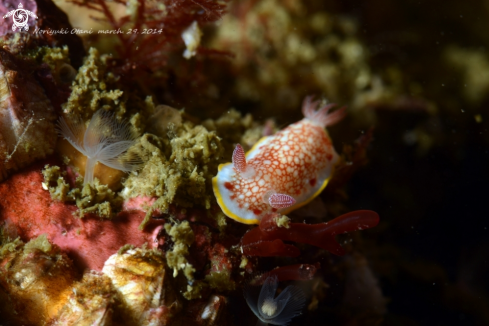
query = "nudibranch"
xmin=213 ymin=96 xmax=345 ymax=224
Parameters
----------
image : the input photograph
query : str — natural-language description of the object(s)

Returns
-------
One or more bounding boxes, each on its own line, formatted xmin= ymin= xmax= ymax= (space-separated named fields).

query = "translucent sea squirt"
xmin=244 ymin=275 xmax=306 ymax=326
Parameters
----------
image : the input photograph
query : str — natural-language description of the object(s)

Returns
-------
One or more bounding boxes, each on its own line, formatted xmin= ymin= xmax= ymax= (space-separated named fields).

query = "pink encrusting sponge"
xmin=213 ymin=96 xmax=346 ymax=224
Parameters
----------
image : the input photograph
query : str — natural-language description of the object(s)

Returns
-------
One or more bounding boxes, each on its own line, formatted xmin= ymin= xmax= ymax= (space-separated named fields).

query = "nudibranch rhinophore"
xmin=213 ymin=96 xmax=346 ymax=224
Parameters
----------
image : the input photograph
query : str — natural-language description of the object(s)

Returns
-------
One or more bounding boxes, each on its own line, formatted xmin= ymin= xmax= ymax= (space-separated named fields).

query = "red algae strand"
xmin=242 ymin=210 xmax=379 ymax=257
xmin=241 ymin=239 xmax=300 ymax=257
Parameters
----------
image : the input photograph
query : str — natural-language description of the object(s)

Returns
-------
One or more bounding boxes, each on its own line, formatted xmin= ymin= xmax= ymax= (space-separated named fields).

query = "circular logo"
xmin=3 ymin=3 xmax=38 ymax=32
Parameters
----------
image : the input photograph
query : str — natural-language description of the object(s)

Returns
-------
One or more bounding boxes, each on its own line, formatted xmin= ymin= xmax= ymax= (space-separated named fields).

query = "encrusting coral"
xmin=1 ymin=163 xmax=166 ymax=271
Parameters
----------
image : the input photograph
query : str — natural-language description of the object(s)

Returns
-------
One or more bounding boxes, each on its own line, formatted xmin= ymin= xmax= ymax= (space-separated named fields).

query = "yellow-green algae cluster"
xmin=63 ymin=47 xmax=127 ymax=119
xmin=42 ymin=165 xmax=122 ymax=218
xmin=123 ymin=119 xmax=223 ymax=229
xmin=204 ymin=260 xmax=236 ymax=293
xmin=61 ymin=47 xmax=156 ymax=137
xmin=164 ymin=220 xmax=195 ymax=280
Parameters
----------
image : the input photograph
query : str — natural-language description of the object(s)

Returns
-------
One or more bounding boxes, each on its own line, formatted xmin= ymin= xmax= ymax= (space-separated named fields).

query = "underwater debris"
xmin=213 ymin=96 xmax=345 ymax=224
xmin=244 ymin=275 xmax=306 ymax=326
xmin=241 ymin=210 xmax=380 ymax=257
xmin=58 ymin=108 xmax=142 ymax=185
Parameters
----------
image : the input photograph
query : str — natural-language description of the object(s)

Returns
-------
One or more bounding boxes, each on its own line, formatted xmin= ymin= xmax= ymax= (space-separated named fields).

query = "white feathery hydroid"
xmin=58 ymin=109 xmax=142 ymax=185
xmin=244 ymin=275 xmax=305 ymax=326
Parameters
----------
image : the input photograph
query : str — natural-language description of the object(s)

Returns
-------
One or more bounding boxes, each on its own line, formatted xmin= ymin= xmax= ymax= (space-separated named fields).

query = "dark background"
xmin=339 ymin=1 xmax=489 ymax=324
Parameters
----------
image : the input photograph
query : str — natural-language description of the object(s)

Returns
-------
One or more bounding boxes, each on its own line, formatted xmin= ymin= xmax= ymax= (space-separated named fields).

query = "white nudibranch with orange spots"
xmin=212 ymin=96 xmax=346 ymax=224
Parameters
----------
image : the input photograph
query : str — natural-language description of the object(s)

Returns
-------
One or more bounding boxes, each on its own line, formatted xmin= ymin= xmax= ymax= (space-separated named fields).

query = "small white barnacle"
xmin=181 ymin=21 xmax=202 ymax=59
xmin=244 ymin=275 xmax=306 ymax=326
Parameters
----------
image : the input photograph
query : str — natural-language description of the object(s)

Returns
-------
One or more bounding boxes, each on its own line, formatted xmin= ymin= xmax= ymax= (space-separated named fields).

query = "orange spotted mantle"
xmin=212 ymin=97 xmax=345 ymax=224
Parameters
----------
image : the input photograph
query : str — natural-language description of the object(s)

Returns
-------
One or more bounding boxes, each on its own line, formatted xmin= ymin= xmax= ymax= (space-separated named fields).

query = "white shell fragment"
xmin=102 ymin=248 xmax=168 ymax=326
xmin=181 ymin=21 xmax=202 ymax=59
xmin=197 ymin=295 xmax=227 ymax=325
xmin=51 ymin=272 xmax=114 ymax=326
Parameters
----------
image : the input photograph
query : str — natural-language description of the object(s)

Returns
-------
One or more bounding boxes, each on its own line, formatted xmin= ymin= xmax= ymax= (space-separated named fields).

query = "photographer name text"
xmin=33 ymin=28 xmax=163 ymax=35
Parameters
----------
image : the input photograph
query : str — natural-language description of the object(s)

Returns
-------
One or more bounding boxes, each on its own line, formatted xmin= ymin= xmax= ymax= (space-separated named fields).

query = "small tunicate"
xmin=244 ymin=275 xmax=305 ymax=326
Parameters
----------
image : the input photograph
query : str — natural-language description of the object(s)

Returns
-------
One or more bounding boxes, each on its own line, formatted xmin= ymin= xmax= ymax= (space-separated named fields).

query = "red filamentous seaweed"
xmin=69 ymin=0 xmax=229 ymax=71
xmin=241 ymin=210 xmax=379 ymax=256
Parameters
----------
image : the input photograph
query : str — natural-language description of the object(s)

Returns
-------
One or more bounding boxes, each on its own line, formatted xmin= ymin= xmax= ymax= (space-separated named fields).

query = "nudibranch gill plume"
xmin=213 ymin=96 xmax=346 ymax=224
